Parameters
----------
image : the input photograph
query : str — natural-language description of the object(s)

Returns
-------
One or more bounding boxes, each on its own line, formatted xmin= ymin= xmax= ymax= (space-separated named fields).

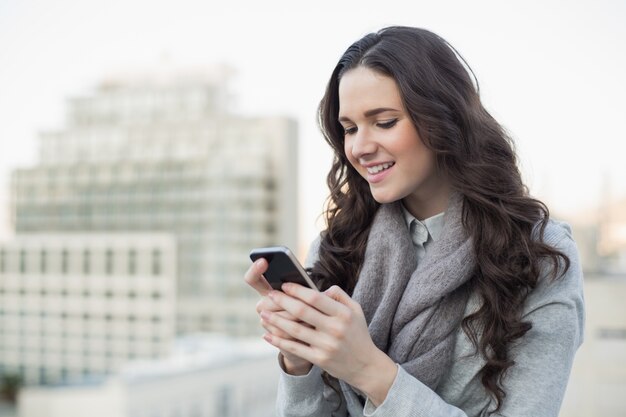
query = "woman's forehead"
xmin=338 ymin=67 xmax=402 ymax=119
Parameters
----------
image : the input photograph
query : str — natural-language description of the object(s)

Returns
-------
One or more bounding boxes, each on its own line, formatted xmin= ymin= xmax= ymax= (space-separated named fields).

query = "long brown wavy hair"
xmin=310 ymin=26 xmax=570 ymax=412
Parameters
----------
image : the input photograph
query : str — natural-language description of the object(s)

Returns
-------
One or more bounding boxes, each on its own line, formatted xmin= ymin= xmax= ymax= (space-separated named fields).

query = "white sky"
xmin=1 ymin=0 xmax=625 ymax=251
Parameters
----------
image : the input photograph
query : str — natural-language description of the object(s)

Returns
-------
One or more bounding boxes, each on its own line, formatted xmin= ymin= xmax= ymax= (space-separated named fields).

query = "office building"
xmin=10 ymin=68 xmax=298 ymax=335
xmin=0 ymin=233 xmax=176 ymax=386
xmin=560 ymin=274 xmax=626 ymax=417
xmin=17 ymin=335 xmax=279 ymax=417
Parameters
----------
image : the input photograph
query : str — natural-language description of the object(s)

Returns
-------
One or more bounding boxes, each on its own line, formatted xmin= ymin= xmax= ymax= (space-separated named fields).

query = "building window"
xmin=19 ymin=250 xmax=26 ymax=274
xmin=128 ymin=249 xmax=136 ymax=275
xmin=597 ymin=328 xmax=626 ymax=339
xmin=151 ymin=249 xmax=161 ymax=276
xmin=39 ymin=367 xmax=47 ymax=385
xmin=215 ymin=385 xmax=233 ymax=417
xmin=105 ymin=249 xmax=114 ymax=275
xmin=0 ymin=249 xmax=5 ymax=273
xmin=83 ymin=250 xmax=90 ymax=274
xmin=61 ymin=249 xmax=69 ymax=274
xmin=40 ymin=249 xmax=47 ymax=273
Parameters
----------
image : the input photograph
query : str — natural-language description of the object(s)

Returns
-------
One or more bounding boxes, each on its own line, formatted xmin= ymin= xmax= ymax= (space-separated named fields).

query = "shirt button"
xmin=411 ymin=222 xmax=428 ymax=246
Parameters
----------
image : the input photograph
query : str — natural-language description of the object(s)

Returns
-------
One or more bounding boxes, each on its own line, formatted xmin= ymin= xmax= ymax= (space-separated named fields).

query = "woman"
xmin=245 ymin=26 xmax=584 ymax=416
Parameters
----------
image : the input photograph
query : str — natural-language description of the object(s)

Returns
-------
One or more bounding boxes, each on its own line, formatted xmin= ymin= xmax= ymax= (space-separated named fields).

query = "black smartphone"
xmin=249 ymin=246 xmax=319 ymax=291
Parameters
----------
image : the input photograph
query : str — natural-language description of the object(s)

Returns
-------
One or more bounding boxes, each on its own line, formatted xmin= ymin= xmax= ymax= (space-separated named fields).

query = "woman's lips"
xmin=366 ymin=162 xmax=395 ymax=183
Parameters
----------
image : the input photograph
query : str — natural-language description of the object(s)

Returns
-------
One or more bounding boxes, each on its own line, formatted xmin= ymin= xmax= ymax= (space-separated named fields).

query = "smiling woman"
xmin=338 ymin=67 xmax=448 ymax=219
xmin=244 ymin=26 xmax=585 ymax=417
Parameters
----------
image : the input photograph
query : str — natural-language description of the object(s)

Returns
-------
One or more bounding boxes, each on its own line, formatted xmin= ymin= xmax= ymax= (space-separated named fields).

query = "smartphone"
xmin=249 ymin=246 xmax=319 ymax=291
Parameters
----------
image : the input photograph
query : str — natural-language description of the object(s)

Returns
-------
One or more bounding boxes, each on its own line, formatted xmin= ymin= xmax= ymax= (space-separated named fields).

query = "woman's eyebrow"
xmin=338 ymin=107 xmax=400 ymax=122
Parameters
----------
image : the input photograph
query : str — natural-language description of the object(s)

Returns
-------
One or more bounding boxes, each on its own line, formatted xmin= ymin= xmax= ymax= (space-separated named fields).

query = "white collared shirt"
xmin=401 ymin=203 xmax=445 ymax=263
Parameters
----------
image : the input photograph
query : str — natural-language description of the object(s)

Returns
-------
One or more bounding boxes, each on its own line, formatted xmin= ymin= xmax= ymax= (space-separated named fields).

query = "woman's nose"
xmin=349 ymin=129 xmax=377 ymax=159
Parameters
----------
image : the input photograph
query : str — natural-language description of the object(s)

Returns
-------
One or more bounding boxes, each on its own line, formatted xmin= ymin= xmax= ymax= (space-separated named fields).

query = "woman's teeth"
xmin=367 ymin=162 xmax=394 ymax=174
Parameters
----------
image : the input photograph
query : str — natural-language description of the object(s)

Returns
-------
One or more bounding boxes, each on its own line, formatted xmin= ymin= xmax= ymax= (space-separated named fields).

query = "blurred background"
xmin=0 ymin=0 xmax=624 ymax=416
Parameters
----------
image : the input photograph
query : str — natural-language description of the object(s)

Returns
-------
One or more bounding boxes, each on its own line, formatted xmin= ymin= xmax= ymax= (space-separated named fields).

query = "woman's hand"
xmin=261 ymin=283 xmax=398 ymax=406
xmin=243 ymin=259 xmax=313 ymax=375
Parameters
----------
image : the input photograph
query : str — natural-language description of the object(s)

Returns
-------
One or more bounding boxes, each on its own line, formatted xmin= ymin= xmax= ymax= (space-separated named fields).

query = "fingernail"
xmin=260 ymin=311 xmax=270 ymax=320
xmin=263 ymin=333 xmax=272 ymax=343
xmin=282 ymin=283 xmax=292 ymax=292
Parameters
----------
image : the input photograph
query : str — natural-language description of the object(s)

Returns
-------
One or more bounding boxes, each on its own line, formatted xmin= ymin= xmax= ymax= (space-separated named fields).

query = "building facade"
xmin=17 ymin=335 xmax=279 ymax=417
xmin=0 ymin=233 xmax=176 ymax=386
xmin=10 ymin=68 xmax=298 ymax=335
xmin=560 ymin=275 xmax=626 ymax=417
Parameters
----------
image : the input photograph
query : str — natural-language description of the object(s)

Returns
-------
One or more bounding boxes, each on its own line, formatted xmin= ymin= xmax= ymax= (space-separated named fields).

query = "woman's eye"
xmin=377 ymin=119 xmax=398 ymax=129
xmin=343 ymin=126 xmax=357 ymax=135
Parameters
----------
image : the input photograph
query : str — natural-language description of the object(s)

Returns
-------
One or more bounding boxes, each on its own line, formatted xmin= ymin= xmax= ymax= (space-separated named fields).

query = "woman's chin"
xmin=370 ymin=189 xmax=402 ymax=205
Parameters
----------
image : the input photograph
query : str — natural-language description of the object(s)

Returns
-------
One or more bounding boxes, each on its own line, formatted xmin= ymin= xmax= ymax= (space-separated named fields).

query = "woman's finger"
xmin=261 ymin=314 xmax=313 ymax=342
xmin=244 ymin=258 xmax=273 ymax=296
xmin=256 ymin=298 xmax=298 ymax=322
xmin=323 ymin=285 xmax=354 ymax=307
xmin=261 ymin=309 xmax=324 ymax=347
xmin=279 ymin=283 xmax=351 ymax=320
xmin=261 ymin=317 xmax=296 ymax=340
xmin=264 ymin=332 xmax=316 ymax=365
xmin=268 ymin=289 xmax=334 ymax=330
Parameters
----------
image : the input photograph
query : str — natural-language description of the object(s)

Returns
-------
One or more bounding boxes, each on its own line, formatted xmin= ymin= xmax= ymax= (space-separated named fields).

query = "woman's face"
xmin=338 ymin=66 xmax=450 ymax=219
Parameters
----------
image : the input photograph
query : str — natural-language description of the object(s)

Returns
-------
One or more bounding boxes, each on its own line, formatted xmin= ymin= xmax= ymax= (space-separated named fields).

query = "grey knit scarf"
xmin=346 ymin=193 xmax=475 ymax=393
